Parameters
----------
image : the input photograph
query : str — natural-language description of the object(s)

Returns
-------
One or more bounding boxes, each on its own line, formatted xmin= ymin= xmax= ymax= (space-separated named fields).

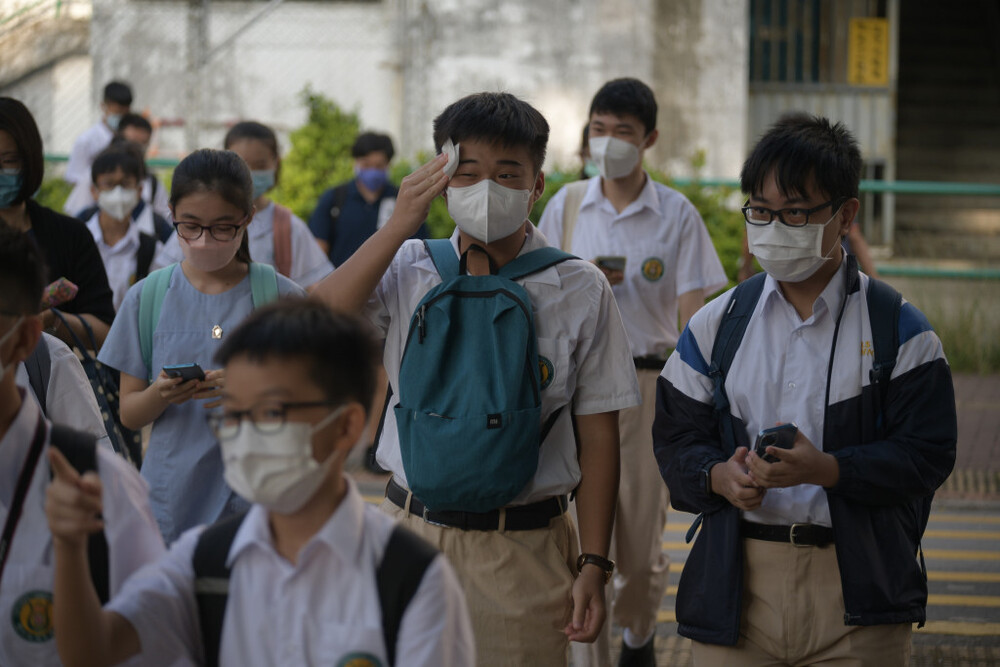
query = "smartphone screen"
xmin=162 ymin=363 xmax=206 ymax=383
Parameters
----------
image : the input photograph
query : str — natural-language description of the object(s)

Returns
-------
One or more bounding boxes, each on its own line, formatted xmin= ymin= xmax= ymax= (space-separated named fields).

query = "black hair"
xmin=215 ymin=299 xmax=378 ymax=412
xmin=224 ymin=121 xmax=279 ymax=158
xmin=740 ymin=112 xmax=862 ymax=201
xmin=170 ymin=149 xmax=254 ymax=264
xmin=91 ymin=145 xmax=144 ymax=185
xmin=0 ymin=97 xmax=44 ymax=205
xmin=0 ymin=220 xmax=47 ymax=315
xmin=580 ymin=124 xmax=590 ymax=152
xmin=433 ymin=92 xmax=549 ymax=174
xmin=589 ymin=78 xmax=658 ymax=134
xmin=351 ymin=132 xmax=395 ymax=161
xmin=103 ymin=81 xmax=133 ymax=107
xmin=118 ymin=113 xmax=152 ymax=135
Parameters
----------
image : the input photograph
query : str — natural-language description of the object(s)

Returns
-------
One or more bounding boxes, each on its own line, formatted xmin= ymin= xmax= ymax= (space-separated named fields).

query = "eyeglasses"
xmin=173 ymin=220 xmax=245 ymax=242
xmin=207 ymin=401 xmax=335 ymax=441
xmin=741 ymin=198 xmax=846 ymax=228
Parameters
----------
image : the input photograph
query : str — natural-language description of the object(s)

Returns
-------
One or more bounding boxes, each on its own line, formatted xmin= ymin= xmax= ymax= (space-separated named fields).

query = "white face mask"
xmin=446 ymin=179 xmax=532 ymax=244
xmin=97 ymin=186 xmax=139 ymax=222
xmin=221 ymin=407 xmax=344 ymax=515
xmin=588 ymin=135 xmax=640 ymax=179
xmin=0 ymin=316 xmax=24 ymax=383
xmin=746 ymin=208 xmax=843 ymax=283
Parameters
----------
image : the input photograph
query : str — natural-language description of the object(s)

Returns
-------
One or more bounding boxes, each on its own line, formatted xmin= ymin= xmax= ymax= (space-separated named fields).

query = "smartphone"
xmin=596 ymin=256 xmax=627 ymax=272
xmin=754 ymin=423 xmax=798 ymax=463
xmin=162 ymin=363 xmax=206 ymax=383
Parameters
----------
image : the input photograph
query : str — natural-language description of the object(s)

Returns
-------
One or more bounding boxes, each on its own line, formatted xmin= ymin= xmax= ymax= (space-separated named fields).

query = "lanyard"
xmin=0 ymin=413 xmax=47 ymax=586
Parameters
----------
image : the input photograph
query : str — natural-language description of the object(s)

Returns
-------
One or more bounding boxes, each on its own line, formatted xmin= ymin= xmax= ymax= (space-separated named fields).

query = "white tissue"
xmin=442 ymin=138 xmax=460 ymax=179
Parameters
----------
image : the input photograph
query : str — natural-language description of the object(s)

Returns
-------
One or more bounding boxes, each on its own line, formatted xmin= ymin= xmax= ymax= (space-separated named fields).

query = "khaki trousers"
xmin=572 ymin=368 xmax=671 ymax=665
xmin=693 ymin=537 xmax=912 ymax=666
xmin=380 ymin=498 xmax=579 ymax=667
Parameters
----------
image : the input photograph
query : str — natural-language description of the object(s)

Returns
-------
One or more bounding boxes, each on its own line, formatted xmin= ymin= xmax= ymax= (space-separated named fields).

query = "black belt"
xmin=740 ymin=520 xmax=834 ymax=547
xmin=633 ymin=355 xmax=667 ymax=371
xmin=386 ymin=478 xmax=566 ymax=531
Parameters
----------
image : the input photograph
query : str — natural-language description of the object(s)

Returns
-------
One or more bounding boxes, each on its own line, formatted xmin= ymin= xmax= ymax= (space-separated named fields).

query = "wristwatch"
xmin=577 ymin=553 xmax=615 ymax=583
xmin=701 ymin=463 xmax=715 ymax=496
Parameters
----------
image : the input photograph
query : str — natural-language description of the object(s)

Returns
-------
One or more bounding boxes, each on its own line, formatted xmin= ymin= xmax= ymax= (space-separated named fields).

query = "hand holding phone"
xmin=754 ymin=424 xmax=798 ymax=463
xmin=162 ymin=363 xmax=206 ymax=383
xmin=595 ymin=256 xmax=627 ymax=273
xmin=42 ymin=278 xmax=79 ymax=308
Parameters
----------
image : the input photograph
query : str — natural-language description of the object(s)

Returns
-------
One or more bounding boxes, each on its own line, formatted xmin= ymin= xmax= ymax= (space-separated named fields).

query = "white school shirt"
xmin=62 ymin=176 xmax=171 ymax=223
xmin=63 ymin=121 xmax=113 ymax=187
xmin=0 ymin=392 xmax=164 ymax=666
xmin=152 ymin=201 xmax=333 ymax=288
xmin=106 ymin=477 xmax=476 ymax=667
xmin=86 ymin=212 xmax=162 ymax=311
xmin=16 ymin=333 xmax=112 ymax=451
xmin=537 ymin=175 xmax=728 ymax=358
xmin=365 ymin=224 xmax=641 ymax=503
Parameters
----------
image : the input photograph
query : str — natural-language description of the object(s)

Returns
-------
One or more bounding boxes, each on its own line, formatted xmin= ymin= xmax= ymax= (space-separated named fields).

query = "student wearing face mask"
xmin=63 ymin=81 xmax=133 ymax=216
xmin=313 ymin=92 xmax=640 ymax=666
xmin=46 ymin=300 xmax=475 ymax=667
xmin=538 ymin=77 xmax=727 ymax=666
xmin=97 ymin=149 xmax=305 ymax=543
xmin=654 ymin=114 xmax=956 ymax=665
xmin=153 ymin=121 xmax=332 ymax=290
xmin=84 ymin=146 xmax=169 ymax=311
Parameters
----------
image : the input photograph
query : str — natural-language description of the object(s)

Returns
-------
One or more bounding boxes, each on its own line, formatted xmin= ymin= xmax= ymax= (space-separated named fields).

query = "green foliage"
xmin=271 ymin=88 xmax=361 ymax=220
xmin=35 ymin=176 xmax=72 ymax=213
xmin=923 ymin=299 xmax=1000 ymax=374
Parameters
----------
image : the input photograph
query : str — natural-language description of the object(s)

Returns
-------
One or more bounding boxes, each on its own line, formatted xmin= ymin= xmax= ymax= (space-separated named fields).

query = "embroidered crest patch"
xmin=336 ymin=653 xmax=383 ymax=667
xmin=11 ymin=591 xmax=53 ymax=643
xmin=538 ymin=355 xmax=555 ymax=390
xmin=641 ymin=257 xmax=665 ymax=282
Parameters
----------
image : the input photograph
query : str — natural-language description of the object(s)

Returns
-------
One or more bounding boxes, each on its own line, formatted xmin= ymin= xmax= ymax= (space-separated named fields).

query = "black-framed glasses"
xmin=741 ymin=198 xmax=846 ymax=228
xmin=173 ymin=220 xmax=245 ymax=242
xmin=207 ymin=401 xmax=335 ymax=441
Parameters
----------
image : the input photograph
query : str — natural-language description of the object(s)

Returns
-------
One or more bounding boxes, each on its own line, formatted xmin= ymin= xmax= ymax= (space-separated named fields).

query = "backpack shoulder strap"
xmin=559 ymin=180 xmax=590 ymax=251
xmin=708 ymin=273 xmax=766 ymax=452
xmin=135 ymin=233 xmax=157 ymax=282
xmin=49 ymin=425 xmax=110 ymax=605
xmin=25 ymin=335 xmax=51 ymax=415
xmin=138 ymin=264 xmax=177 ymax=382
xmin=423 ymin=239 xmax=460 ymax=281
xmin=152 ymin=213 xmax=173 ymax=244
xmin=376 ymin=525 xmax=437 ymax=666
xmin=193 ymin=511 xmax=248 ymax=667
xmin=866 ymin=276 xmax=902 ymax=436
xmin=328 ymin=183 xmax=351 ymax=232
xmin=499 ymin=246 xmax=576 ymax=281
xmin=271 ymin=204 xmax=293 ymax=278
xmin=249 ymin=262 xmax=280 ymax=307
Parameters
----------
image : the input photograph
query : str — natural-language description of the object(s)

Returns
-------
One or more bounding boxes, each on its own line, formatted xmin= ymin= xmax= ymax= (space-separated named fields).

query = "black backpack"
xmin=192 ymin=514 xmax=437 ymax=666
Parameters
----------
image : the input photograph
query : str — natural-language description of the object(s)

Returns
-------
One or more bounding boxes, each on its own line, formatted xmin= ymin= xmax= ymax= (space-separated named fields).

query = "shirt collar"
xmin=761 ymin=254 xmax=848 ymax=319
xmin=249 ymin=201 xmax=275 ymax=241
xmin=227 ymin=475 xmax=367 ymax=568
xmin=85 ymin=212 xmax=141 ymax=252
xmin=580 ymin=172 xmax=661 ymax=217
xmin=445 ymin=223 xmax=562 ymax=287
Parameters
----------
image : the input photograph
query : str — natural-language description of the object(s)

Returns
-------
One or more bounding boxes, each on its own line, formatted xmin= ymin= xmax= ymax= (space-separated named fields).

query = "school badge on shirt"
xmin=336 ymin=653 xmax=382 ymax=667
xmin=11 ymin=590 xmax=54 ymax=643
xmin=641 ymin=257 xmax=665 ymax=282
xmin=538 ymin=356 xmax=555 ymax=390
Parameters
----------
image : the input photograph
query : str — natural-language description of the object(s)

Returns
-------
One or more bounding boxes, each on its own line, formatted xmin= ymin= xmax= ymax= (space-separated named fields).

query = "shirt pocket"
xmin=1 ymin=563 xmax=61 ymax=666
xmin=305 ymin=622 xmax=387 ymax=667
xmin=536 ymin=337 xmax=571 ymax=410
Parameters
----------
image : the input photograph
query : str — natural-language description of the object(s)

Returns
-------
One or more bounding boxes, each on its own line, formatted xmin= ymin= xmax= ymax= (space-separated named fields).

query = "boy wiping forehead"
xmin=313 ymin=91 xmax=640 ymax=665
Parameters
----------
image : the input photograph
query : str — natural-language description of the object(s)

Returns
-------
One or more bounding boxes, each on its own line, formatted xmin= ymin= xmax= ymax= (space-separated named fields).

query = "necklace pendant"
xmin=211 ymin=325 xmax=223 ymax=339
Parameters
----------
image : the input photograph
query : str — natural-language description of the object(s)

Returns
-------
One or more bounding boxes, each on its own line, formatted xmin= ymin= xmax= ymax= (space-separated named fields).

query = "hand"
xmin=153 ymin=371 xmax=202 ymax=405
xmin=592 ymin=260 xmax=624 ymax=286
xmin=747 ymin=430 xmax=840 ymax=489
xmin=195 ymin=369 xmax=225 ymax=409
xmin=389 ymin=153 xmax=449 ymax=237
xmin=564 ymin=565 xmax=607 ymax=642
xmin=710 ymin=447 xmax=766 ymax=511
xmin=45 ymin=447 xmax=104 ymax=551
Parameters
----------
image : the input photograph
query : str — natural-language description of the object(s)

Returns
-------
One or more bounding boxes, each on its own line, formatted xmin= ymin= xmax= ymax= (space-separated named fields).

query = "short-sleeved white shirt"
xmin=364 ymin=225 xmax=641 ymax=502
xmin=86 ymin=213 xmax=162 ymax=311
xmin=64 ymin=121 xmax=113 ymax=187
xmin=153 ymin=202 xmax=333 ymax=288
xmin=537 ymin=176 xmax=728 ymax=357
xmin=0 ymin=393 xmax=164 ymax=666
xmin=106 ymin=478 xmax=475 ymax=667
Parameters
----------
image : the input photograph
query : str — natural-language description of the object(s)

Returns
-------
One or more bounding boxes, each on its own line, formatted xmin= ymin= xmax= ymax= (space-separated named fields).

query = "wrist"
xmin=577 ymin=553 xmax=615 ymax=583
xmin=819 ymin=452 xmax=841 ymax=488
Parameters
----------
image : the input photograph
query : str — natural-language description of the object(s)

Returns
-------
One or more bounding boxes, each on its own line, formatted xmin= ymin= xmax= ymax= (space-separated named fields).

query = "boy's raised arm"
xmin=46 ymin=448 xmax=141 ymax=667
xmin=312 ymin=154 xmax=449 ymax=314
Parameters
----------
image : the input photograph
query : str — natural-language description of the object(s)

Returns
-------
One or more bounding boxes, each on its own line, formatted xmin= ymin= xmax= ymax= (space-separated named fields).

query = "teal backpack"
xmin=394 ymin=239 xmax=574 ymax=513
xmin=137 ymin=262 xmax=279 ymax=381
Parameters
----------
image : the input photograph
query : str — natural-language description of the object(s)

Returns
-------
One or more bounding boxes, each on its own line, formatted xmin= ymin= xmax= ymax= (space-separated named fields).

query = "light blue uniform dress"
xmin=98 ymin=264 xmax=305 ymax=543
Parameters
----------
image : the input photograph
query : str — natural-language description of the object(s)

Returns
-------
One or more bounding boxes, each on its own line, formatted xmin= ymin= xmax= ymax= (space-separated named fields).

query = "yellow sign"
xmin=847 ymin=17 xmax=890 ymax=86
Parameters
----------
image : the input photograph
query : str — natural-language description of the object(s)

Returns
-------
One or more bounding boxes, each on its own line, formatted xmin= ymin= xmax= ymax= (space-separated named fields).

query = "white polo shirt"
xmin=106 ymin=478 xmax=475 ymax=667
xmin=153 ymin=201 xmax=333 ymax=289
xmin=64 ymin=121 xmax=113 ymax=186
xmin=0 ymin=392 xmax=164 ymax=666
xmin=86 ymin=213 xmax=161 ymax=311
xmin=538 ymin=176 xmax=728 ymax=358
xmin=365 ymin=224 xmax=641 ymax=503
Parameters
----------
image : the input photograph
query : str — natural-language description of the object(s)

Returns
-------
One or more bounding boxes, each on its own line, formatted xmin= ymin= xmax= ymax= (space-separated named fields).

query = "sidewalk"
xmin=939 ymin=373 xmax=1000 ymax=500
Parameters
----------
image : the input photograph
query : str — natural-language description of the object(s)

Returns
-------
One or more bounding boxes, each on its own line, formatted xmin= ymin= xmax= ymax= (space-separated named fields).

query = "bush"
xmin=35 ymin=176 xmax=73 ymax=213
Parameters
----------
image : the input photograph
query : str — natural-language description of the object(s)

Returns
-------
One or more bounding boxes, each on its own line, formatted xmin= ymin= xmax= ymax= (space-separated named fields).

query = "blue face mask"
xmin=106 ymin=114 xmax=123 ymax=131
xmin=583 ymin=161 xmax=600 ymax=178
xmin=0 ymin=170 xmax=23 ymax=208
xmin=355 ymin=167 xmax=389 ymax=193
xmin=251 ymin=169 xmax=276 ymax=199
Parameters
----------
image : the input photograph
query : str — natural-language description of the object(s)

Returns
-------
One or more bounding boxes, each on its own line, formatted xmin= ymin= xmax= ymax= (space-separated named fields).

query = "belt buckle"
xmin=789 ymin=523 xmax=809 ymax=547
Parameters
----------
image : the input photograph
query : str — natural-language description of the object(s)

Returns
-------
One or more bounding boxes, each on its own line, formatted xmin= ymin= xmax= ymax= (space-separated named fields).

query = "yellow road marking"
xmin=928 ymin=571 xmax=1000 ymax=583
xmin=924 ymin=549 xmax=1000 ymax=561
xmin=656 ymin=609 xmax=677 ymax=623
xmin=926 ymin=514 xmax=1000 ymax=525
xmin=927 ymin=594 xmax=1000 ymax=607
xmin=916 ymin=620 xmax=1000 ymax=636
xmin=924 ymin=528 xmax=1000 ymax=539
